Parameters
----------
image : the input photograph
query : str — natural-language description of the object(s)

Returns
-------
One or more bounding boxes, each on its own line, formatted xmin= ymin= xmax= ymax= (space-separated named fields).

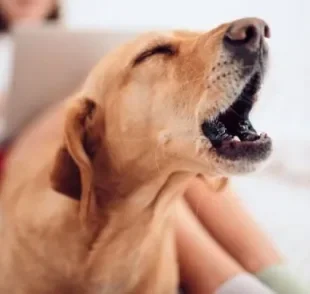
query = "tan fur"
xmin=0 ymin=20 xmax=267 ymax=293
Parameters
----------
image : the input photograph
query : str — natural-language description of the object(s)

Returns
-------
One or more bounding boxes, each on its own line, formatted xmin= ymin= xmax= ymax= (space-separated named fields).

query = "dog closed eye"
xmin=133 ymin=44 xmax=177 ymax=65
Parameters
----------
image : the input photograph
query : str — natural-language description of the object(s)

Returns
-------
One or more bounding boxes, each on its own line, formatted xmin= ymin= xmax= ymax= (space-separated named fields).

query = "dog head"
xmin=51 ymin=18 xmax=272 ymax=220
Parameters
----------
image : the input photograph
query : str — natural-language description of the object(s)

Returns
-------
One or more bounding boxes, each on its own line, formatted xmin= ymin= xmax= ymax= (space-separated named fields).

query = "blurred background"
xmin=1 ymin=0 xmax=310 ymax=284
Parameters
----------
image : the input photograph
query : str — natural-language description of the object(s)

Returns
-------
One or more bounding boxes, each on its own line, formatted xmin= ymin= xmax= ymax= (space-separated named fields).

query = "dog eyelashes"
xmin=133 ymin=44 xmax=177 ymax=65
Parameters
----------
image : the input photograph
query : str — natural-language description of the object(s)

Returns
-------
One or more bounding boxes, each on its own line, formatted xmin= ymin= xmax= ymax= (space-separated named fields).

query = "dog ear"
xmin=50 ymin=97 xmax=101 ymax=225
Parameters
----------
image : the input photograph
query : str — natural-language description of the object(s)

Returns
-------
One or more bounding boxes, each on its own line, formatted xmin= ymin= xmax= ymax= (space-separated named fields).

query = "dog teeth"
xmin=232 ymin=136 xmax=240 ymax=142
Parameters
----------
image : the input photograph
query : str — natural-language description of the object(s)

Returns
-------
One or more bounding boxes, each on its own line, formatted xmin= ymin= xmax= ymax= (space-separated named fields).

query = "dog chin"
xmin=207 ymin=151 xmax=273 ymax=176
xmin=193 ymin=135 xmax=272 ymax=177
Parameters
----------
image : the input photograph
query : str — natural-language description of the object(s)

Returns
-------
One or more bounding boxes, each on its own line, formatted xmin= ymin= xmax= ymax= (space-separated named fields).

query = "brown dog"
xmin=0 ymin=18 xmax=272 ymax=293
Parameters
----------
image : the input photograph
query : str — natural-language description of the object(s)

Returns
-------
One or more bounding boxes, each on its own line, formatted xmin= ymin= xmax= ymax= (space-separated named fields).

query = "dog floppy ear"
xmin=50 ymin=97 xmax=101 ymax=225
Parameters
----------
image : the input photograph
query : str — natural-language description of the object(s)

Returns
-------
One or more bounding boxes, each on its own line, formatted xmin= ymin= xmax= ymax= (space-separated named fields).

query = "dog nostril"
xmin=224 ymin=24 xmax=258 ymax=47
xmin=264 ymin=24 xmax=271 ymax=38
xmin=226 ymin=25 xmax=255 ymax=44
xmin=224 ymin=18 xmax=270 ymax=50
xmin=245 ymin=26 xmax=256 ymax=43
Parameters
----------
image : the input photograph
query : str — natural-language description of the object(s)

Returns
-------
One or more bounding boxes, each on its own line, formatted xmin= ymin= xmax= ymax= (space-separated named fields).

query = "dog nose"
xmin=224 ymin=18 xmax=270 ymax=51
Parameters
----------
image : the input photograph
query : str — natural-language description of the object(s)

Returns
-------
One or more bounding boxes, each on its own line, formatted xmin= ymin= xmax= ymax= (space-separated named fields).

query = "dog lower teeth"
xmin=232 ymin=136 xmax=240 ymax=142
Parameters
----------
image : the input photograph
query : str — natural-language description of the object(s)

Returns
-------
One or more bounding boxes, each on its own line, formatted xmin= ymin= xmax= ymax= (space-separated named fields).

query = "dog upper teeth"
xmin=233 ymin=136 xmax=240 ymax=141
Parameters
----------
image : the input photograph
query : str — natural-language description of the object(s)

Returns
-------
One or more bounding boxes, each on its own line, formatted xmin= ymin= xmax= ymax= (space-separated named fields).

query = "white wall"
xmin=65 ymin=0 xmax=310 ymax=141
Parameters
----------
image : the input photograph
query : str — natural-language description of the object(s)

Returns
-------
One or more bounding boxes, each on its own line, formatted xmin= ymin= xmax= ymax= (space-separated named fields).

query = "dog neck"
xmin=93 ymin=165 xmax=193 ymax=212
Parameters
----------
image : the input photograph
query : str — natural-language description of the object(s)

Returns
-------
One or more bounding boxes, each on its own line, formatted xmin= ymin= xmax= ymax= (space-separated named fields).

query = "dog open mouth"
xmin=201 ymin=71 xmax=272 ymax=161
